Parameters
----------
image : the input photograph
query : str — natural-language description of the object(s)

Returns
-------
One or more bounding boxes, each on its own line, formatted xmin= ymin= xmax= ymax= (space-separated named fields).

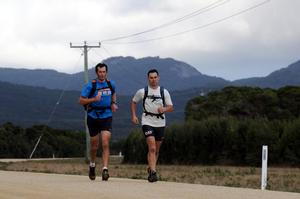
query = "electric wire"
xmin=103 ymin=0 xmax=270 ymax=44
xmin=101 ymin=0 xmax=230 ymax=43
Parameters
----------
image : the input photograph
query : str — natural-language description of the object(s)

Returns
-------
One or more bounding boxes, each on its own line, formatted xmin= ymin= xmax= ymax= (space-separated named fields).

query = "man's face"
xmin=96 ymin=67 xmax=107 ymax=81
xmin=148 ymin=72 xmax=159 ymax=87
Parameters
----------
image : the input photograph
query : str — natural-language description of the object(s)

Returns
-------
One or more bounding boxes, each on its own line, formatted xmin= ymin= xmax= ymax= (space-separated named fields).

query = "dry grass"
xmin=1 ymin=157 xmax=299 ymax=193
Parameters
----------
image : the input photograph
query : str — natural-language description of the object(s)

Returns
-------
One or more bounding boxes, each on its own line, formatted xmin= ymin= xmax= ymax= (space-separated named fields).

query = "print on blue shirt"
xmin=81 ymin=80 xmax=116 ymax=119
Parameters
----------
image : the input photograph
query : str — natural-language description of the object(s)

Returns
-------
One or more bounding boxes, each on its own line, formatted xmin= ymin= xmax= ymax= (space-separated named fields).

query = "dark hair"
xmin=95 ymin=63 xmax=108 ymax=73
xmin=147 ymin=69 xmax=159 ymax=77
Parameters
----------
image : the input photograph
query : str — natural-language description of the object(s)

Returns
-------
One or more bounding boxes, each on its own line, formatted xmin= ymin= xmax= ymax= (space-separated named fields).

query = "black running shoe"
xmin=102 ymin=168 xmax=109 ymax=181
xmin=89 ymin=166 xmax=96 ymax=180
xmin=148 ymin=170 xmax=158 ymax=183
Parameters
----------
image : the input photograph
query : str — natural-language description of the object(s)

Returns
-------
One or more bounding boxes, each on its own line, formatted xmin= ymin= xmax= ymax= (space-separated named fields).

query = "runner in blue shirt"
xmin=79 ymin=63 xmax=118 ymax=181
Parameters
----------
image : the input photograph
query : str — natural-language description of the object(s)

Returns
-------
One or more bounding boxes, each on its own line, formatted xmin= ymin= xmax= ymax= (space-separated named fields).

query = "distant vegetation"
xmin=123 ymin=86 xmax=300 ymax=165
xmin=0 ymin=123 xmax=85 ymax=158
xmin=185 ymin=86 xmax=300 ymax=121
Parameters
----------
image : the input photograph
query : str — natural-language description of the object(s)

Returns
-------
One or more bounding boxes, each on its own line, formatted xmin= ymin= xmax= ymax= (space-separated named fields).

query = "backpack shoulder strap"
xmin=142 ymin=86 xmax=148 ymax=110
xmin=160 ymin=86 xmax=165 ymax=106
xmin=106 ymin=79 xmax=115 ymax=94
xmin=83 ymin=79 xmax=97 ymax=110
xmin=143 ymin=86 xmax=148 ymax=101
xmin=88 ymin=79 xmax=97 ymax=98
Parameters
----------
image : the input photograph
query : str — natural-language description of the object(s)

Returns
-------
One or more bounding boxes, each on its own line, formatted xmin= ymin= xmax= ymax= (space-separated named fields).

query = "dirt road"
xmin=0 ymin=171 xmax=299 ymax=199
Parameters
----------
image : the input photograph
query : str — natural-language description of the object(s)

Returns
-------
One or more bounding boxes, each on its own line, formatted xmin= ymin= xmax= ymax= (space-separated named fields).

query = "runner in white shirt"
xmin=131 ymin=69 xmax=173 ymax=182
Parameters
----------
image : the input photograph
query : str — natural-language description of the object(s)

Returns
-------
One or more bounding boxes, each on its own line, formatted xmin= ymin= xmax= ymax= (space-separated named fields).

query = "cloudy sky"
xmin=0 ymin=0 xmax=299 ymax=80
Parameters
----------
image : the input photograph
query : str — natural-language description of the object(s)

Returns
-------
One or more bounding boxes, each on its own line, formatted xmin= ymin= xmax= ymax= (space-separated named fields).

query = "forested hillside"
xmin=185 ymin=86 xmax=300 ymax=120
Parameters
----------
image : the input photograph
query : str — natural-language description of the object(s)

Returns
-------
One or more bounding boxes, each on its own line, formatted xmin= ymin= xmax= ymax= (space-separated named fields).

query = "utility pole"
xmin=70 ymin=41 xmax=101 ymax=162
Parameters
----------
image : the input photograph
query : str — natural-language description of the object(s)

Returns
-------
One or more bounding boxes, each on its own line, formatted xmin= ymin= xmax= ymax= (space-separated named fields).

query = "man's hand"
xmin=93 ymin=91 xmax=102 ymax=102
xmin=157 ymin=107 xmax=165 ymax=114
xmin=131 ymin=115 xmax=139 ymax=125
xmin=111 ymin=103 xmax=118 ymax=112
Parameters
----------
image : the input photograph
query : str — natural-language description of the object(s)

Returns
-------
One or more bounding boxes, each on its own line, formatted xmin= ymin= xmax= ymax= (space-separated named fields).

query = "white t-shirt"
xmin=132 ymin=86 xmax=173 ymax=127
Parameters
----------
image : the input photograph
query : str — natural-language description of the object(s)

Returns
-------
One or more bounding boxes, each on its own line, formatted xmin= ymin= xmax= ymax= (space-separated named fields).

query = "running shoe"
xmin=102 ymin=168 xmax=110 ymax=181
xmin=89 ymin=166 xmax=96 ymax=180
xmin=148 ymin=170 xmax=158 ymax=182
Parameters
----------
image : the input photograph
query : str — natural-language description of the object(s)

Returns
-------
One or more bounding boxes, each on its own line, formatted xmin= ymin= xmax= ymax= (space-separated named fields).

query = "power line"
xmin=101 ymin=0 xmax=230 ymax=43
xmin=103 ymin=0 xmax=270 ymax=45
xmin=101 ymin=45 xmax=114 ymax=58
xmin=89 ymin=46 xmax=110 ymax=61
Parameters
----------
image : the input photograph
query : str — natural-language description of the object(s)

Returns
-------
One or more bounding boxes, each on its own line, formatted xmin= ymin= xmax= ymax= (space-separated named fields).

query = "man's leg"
xmin=146 ymin=136 xmax=159 ymax=182
xmin=155 ymin=141 xmax=162 ymax=164
xmin=101 ymin=130 xmax=111 ymax=168
xmin=101 ymin=130 xmax=111 ymax=180
xmin=89 ymin=134 xmax=99 ymax=180
xmin=146 ymin=136 xmax=157 ymax=171
xmin=90 ymin=134 xmax=100 ymax=163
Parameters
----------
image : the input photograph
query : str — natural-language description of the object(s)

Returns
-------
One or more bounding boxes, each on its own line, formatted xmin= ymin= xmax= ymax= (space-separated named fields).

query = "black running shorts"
xmin=142 ymin=125 xmax=165 ymax=141
xmin=87 ymin=116 xmax=112 ymax=137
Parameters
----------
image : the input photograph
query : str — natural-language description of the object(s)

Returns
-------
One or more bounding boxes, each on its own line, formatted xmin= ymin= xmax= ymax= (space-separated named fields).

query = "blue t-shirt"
xmin=81 ymin=80 xmax=116 ymax=119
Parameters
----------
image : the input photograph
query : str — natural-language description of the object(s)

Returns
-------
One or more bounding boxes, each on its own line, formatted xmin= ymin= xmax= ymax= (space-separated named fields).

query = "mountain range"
xmin=0 ymin=56 xmax=229 ymax=95
xmin=233 ymin=60 xmax=300 ymax=88
xmin=1 ymin=57 xmax=300 ymax=94
xmin=1 ymin=57 xmax=300 ymax=95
